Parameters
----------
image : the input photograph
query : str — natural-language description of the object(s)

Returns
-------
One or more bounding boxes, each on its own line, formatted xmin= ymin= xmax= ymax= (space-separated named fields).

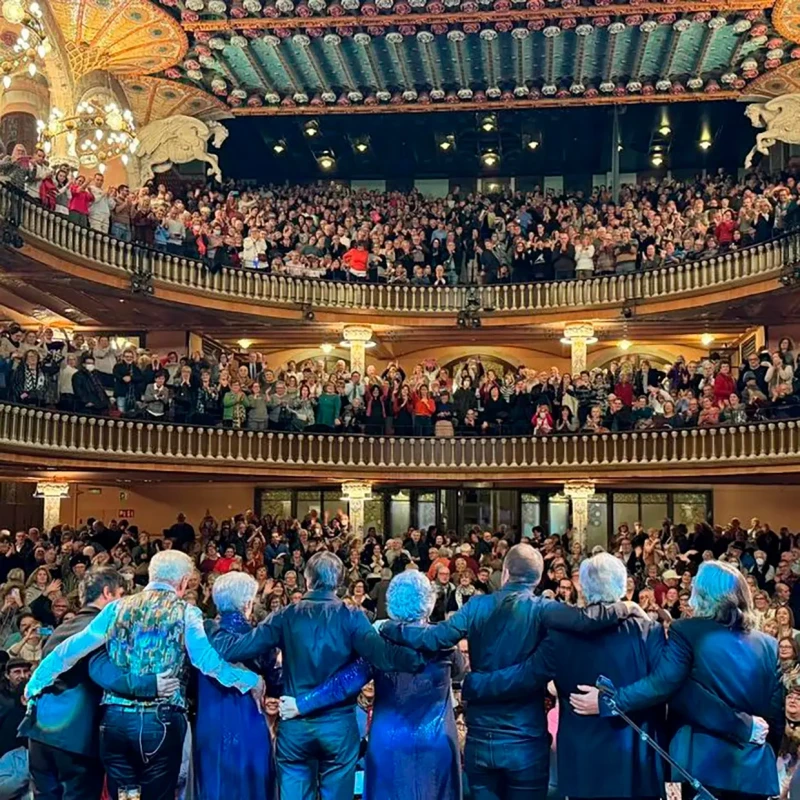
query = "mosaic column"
xmin=563 ymin=322 xmax=596 ymax=374
xmin=342 ymin=326 xmax=373 ymax=375
xmin=563 ymin=479 xmax=596 ymax=547
xmin=35 ymin=481 xmax=69 ymax=533
xmin=341 ymin=481 xmax=373 ymax=539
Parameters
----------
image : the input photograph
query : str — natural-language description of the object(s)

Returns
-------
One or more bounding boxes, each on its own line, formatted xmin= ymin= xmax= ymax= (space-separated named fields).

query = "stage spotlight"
xmin=651 ymin=154 xmax=663 ymax=167
xmin=273 ymin=139 xmax=287 ymax=154
xmin=658 ymin=125 xmax=671 ymax=136
xmin=303 ymin=120 xmax=320 ymax=138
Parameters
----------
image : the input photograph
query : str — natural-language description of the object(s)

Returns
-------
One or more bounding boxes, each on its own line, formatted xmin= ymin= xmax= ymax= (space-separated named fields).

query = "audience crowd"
xmin=0 ymin=506 xmax=798 ymax=795
xmin=2 ymin=325 xmax=800 ymax=434
xmin=12 ymin=144 xmax=800 ymax=284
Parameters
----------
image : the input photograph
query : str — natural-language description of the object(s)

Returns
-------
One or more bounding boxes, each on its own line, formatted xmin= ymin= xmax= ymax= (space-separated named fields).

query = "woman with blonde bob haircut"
xmin=280 ymin=569 xmax=464 ymax=800
xmin=572 ymin=560 xmax=784 ymax=800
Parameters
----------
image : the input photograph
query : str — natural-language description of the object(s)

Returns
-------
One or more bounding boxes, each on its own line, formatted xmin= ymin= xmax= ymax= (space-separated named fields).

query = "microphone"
xmin=595 ymin=675 xmax=615 ymax=696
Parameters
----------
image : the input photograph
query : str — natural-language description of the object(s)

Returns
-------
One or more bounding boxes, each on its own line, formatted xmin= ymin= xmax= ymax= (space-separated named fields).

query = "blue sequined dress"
xmin=297 ymin=632 xmax=464 ymax=800
xmin=195 ymin=610 xmax=282 ymax=800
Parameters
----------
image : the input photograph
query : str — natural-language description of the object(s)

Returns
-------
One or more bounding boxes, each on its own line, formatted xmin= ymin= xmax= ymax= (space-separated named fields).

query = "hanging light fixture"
xmin=36 ymin=99 xmax=138 ymax=167
xmin=0 ymin=0 xmax=49 ymax=89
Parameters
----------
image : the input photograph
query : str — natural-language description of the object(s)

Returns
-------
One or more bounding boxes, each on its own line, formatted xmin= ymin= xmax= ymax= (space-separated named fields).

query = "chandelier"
xmin=0 ymin=0 xmax=49 ymax=87
xmin=36 ymin=100 xmax=138 ymax=171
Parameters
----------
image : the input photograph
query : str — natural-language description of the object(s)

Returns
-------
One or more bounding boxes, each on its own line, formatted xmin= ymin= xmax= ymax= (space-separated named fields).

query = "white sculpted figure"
xmin=132 ymin=115 xmax=229 ymax=185
xmin=744 ymin=95 xmax=800 ymax=168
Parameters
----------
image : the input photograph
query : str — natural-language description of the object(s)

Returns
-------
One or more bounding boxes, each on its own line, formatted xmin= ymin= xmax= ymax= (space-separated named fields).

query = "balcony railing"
xmin=2 ymin=403 xmax=799 ymax=479
xmin=0 ymin=185 xmax=795 ymax=316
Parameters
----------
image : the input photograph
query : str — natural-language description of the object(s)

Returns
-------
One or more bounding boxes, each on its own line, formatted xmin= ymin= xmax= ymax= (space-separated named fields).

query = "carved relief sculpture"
xmin=131 ymin=115 xmax=229 ymax=185
xmin=744 ymin=95 xmax=800 ymax=168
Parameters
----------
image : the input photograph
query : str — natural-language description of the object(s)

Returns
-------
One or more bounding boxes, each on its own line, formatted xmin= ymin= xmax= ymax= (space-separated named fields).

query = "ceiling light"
xmin=273 ymin=139 xmax=286 ymax=154
xmin=317 ymin=151 xmax=335 ymax=171
xmin=63 ymin=307 xmax=74 ymax=313
xmin=481 ymin=148 xmax=500 ymax=168
xmin=651 ymin=154 xmax=663 ymax=167
xmin=480 ymin=114 xmax=497 ymax=133
xmin=438 ymin=134 xmax=456 ymax=152
xmin=238 ymin=338 xmax=253 ymax=349
xmin=618 ymin=339 xmax=632 ymax=350
xmin=303 ymin=120 xmax=320 ymax=137
xmin=658 ymin=125 xmax=671 ymax=136
xmin=320 ymin=343 xmax=334 ymax=354
xmin=701 ymin=333 xmax=715 ymax=346
xmin=699 ymin=139 xmax=711 ymax=151
xmin=354 ymin=141 xmax=368 ymax=153
xmin=527 ymin=140 xmax=539 ymax=150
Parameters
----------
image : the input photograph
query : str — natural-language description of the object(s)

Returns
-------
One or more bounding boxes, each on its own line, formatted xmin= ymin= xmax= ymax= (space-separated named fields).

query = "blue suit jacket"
xmin=381 ymin=584 xmax=632 ymax=741
xmin=613 ymin=617 xmax=784 ymax=796
xmin=210 ymin=589 xmax=423 ymax=715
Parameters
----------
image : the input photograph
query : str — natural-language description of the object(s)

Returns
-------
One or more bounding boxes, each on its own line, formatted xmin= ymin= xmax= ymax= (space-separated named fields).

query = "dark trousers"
xmin=464 ymin=732 xmax=549 ymax=800
xmin=29 ymin=740 xmax=103 ymax=800
xmin=277 ymin=712 xmax=360 ymax=800
xmin=99 ymin=705 xmax=187 ymax=800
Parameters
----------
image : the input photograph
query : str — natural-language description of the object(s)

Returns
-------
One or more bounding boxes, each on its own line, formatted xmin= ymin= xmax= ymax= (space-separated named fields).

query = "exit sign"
xmin=118 ymin=509 xmax=135 ymax=518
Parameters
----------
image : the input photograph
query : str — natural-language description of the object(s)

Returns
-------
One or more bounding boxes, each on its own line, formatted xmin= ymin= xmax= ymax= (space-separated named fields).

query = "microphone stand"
xmin=600 ymin=687 xmax=719 ymax=800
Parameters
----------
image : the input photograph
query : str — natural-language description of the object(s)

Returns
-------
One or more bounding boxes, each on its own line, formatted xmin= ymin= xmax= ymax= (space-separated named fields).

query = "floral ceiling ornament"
xmin=513 ymin=85 xmax=530 ymax=96
xmin=575 ymin=23 xmax=593 ymax=35
xmin=265 ymin=92 xmax=281 ymax=104
xmin=543 ymin=25 xmax=561 ymax=36
xmin=626 ymin=80 xmax=642 ymax=92
xmin=207 ymin=0 xmax=226 ymax=11
xmin=732 ymin=18 xmax=752 ymax=33
xmin=347 ymin=90 xmax=363 ymax=101
xmin=511 ymin=27 xmax=530 ymax=39
xmin=263 ymin=34 xmax=282 ymax=45
xmin=486 ymin=86 xmax=502 ymax=98
xmin=570 ymin=82 xmax=585 ymax=94
xmin=673 ymin=18 xmax=692 ymax=32
xmin=385 ymin=31 xmax=403 ymax=42
xmin=430 ymin=88 xmax=445 ymax=99
xmin=720 ymin=72 xmax=737 ymax=83
xmin=708 ymin=15 xmax=727 ymax=29
xmin=447 ymin=29 xmax=465 ymax=41
xmin=599 ymin=80 xmax=614 ymax=92
xmin=354 ymin=32 xmax=371 ymax=43
xmin=209 ymin=36 xmax=226 ymax=49
xmin=293 ymin=33 xmax=311 ymax=46
xmin=479 ymin=28 xmax=498 ymax=39
xmin=230 ymin=35 xmax=248 ymax=47
xmin=542 ymin=83 xmax=557 ymax=94
xmin=687 ymin=76 xmax=704 ymax=89
xmin=186 ymin=0 xmax=205 ymax=10
xmin=376 ymin=90 xmax=391 ymax=101
xmin=457 ymin=87 xmax=473 ymax=99
xmin=323 ymin=33 xmax=341 ymax=44
xmin=417 ymin=30 xmax=434 ymax=42
xmin=402 ymin=88 xmax=418 ymax=100
xmin=608 ymin=21 xmax=626 ymax=33
xmin=639 ymin=20 xmax=657 ymax=32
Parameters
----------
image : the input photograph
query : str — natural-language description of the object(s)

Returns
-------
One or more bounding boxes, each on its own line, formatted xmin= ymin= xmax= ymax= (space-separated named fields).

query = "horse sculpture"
xmin=744 ymin=95 xmax=800 ymax=168
xmin=131 ymin=115 xmax=229 ymax=185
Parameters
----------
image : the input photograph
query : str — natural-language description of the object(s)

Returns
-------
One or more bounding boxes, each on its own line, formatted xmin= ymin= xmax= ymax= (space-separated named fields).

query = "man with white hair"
xmin=25 ymin=551 xmax=261 ymax=800
xmin=381 ymin=544 xmax=637 ymax=800
xmin=211 ymin=549 xmax=424 ymax=800
xmin=464 ymin=553 xmax=761 ymax=800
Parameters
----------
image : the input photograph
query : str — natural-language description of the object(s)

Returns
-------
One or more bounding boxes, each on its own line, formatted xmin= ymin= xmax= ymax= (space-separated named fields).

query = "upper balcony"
xmin=3 ymin=402 xmax=799 ymax=485
xmin=0 ymin=186 xmax=794 ymax=328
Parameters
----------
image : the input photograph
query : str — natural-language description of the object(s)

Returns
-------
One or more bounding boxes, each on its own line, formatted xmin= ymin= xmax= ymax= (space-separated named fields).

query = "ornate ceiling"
xmin=19 ymin=0 xmax=800 ymax=122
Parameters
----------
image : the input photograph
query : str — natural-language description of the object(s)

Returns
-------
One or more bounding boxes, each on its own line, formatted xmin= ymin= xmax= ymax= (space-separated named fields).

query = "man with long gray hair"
xmin=381 ymin=544 xmax=638 ymax=800
xmin=24 ymin=551 xmax=261 ymax=800
xmin=463 ymin=553 xmax=756 ymax=800
xmin=211 ymin=549 xmax=424 ymax=800
xmin=571 ymin=559 xmax=783 ymax=800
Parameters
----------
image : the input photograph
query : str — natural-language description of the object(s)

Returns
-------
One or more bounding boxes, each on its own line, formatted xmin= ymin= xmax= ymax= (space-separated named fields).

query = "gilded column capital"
xmin=342 ymin=325 xmax=373 ymax=344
